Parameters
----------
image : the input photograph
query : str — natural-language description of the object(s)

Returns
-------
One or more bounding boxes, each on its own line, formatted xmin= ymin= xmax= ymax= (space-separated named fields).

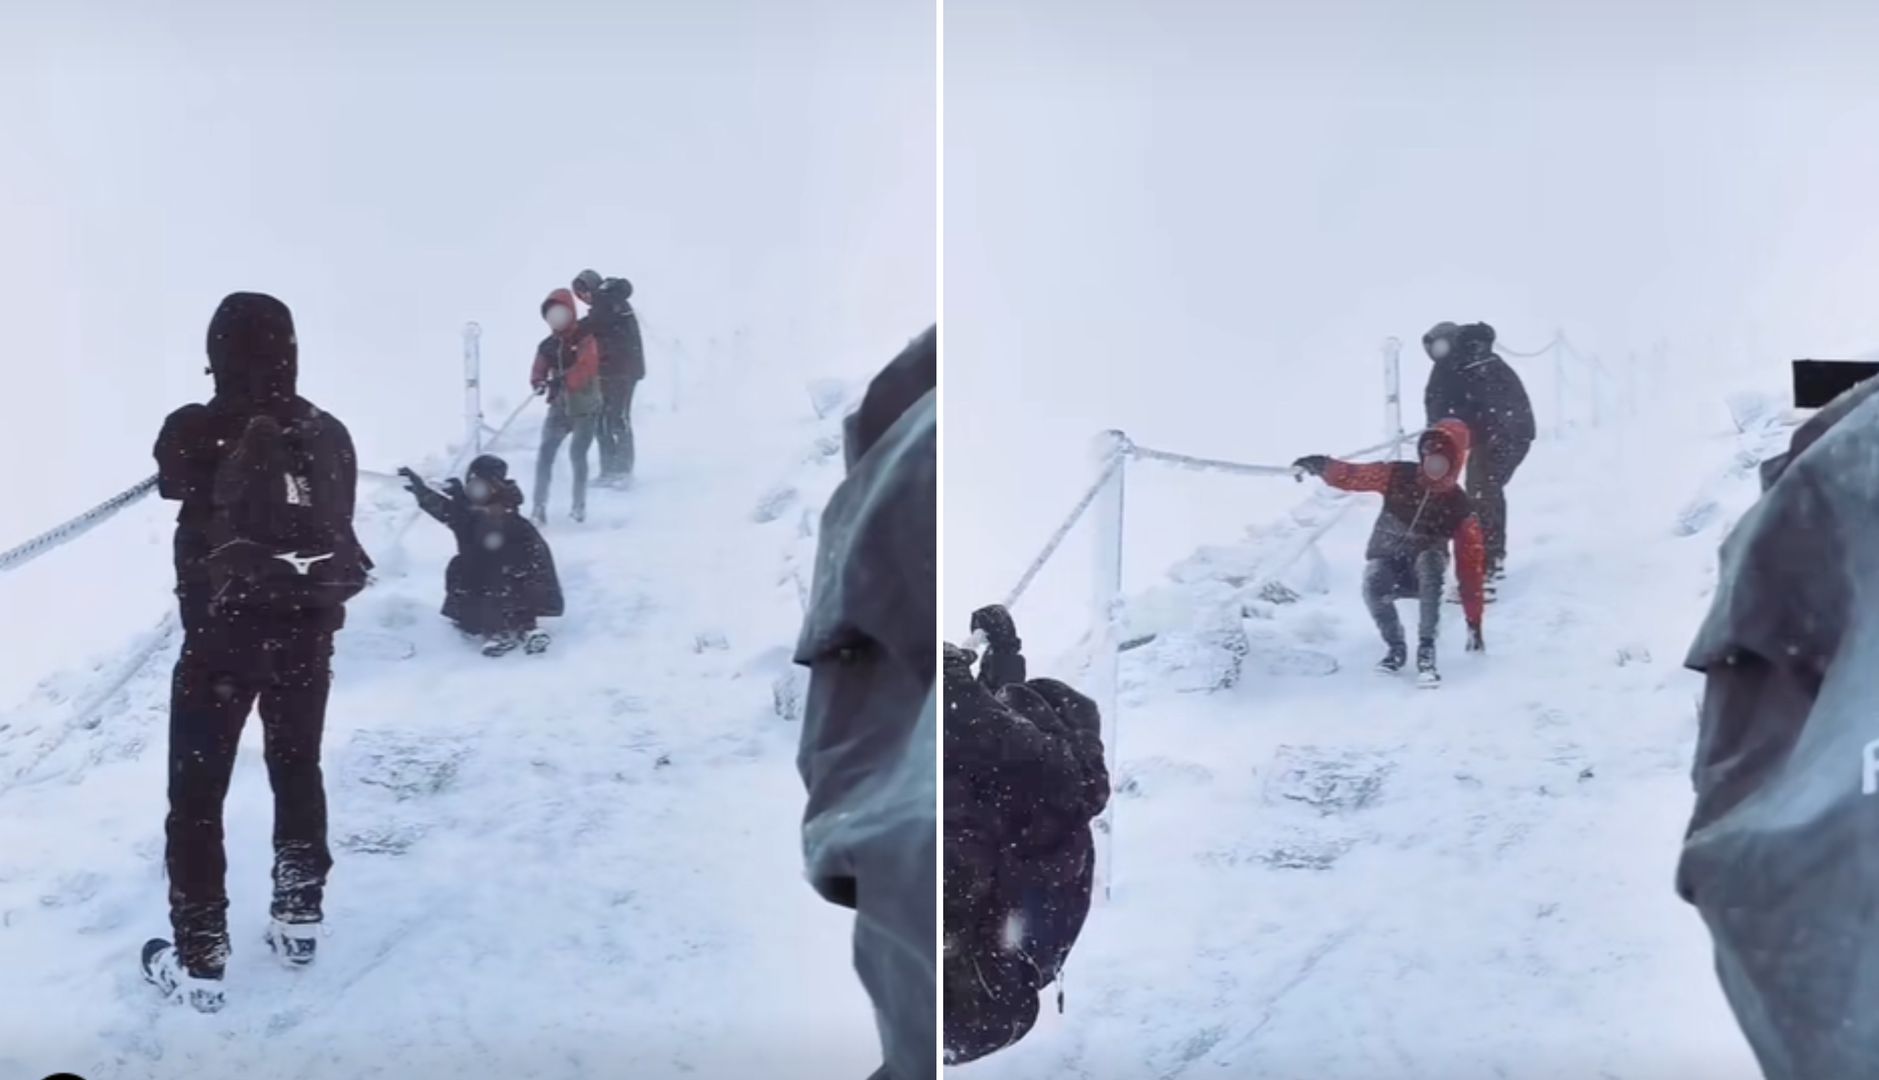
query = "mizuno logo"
xmin=274 ymin=551 xmax=335 ymax=576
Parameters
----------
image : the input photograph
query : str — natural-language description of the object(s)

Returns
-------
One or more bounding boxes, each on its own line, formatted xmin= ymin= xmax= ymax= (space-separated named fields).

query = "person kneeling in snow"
xmin=944 ymin=605 xmax=1110 ymax=1065
xmin=399 ymin=454 xmax=563 ymax=657
xmin=1293 ymin=418 xmax=1487 ymax=685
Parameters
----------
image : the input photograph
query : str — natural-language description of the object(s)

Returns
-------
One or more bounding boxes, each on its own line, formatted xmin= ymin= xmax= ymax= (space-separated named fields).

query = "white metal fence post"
xmin=1383 ymin=336 xmax=1404 ymax=450
xmin=463 ymin=322 xmax=484 ymax=456
xmin=1090 ymin=429 xmax=1128 ymax=900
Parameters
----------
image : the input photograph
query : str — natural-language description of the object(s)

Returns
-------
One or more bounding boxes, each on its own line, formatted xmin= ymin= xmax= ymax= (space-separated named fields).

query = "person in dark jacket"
xmin=530 ymin=288 xmax=603 ymax=525
xmin=146 ymin=292 xmax=371 ymax=1012
xmin=1295 ymin=418 xmax=1488 ymax=684
xmin=399 ymin=454 xmax=563 ymax=657
xmin=795 ymin=326 xmax=936 ymax=1080
xmin=1422 ymin=321 xmax=1535 ymax=582
xmin=943 ymin=604 xmax=1110 ymax=1066
xmin=572 ymin=269 xmax=645 ymax=484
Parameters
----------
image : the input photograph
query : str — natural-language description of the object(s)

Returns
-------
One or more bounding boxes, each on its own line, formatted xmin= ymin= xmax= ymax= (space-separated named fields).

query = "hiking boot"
xmin=1376 ymin=643 xmax=1407 ymax=674
xmin=523 ymin=628 xmax=552 ymax=655
xmin=1416 ymin=641 xmax=1441 ymax=687
xmin=571 ymin=504 xmax=586 ymax=524
xmin=142 ymin=939 xmax=226 ymax=1013
xmin=264 ymin=919 xmax=319 ymax=968
xmin=482 ymin=632 xmax=522 ymax=658
xmin=530 ymin=503 xmax=548 ymax=527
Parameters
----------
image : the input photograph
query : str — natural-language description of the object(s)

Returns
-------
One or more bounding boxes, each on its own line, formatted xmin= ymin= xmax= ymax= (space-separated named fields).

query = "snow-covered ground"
xmin=0 ymin=358 xmax=884 ymax=1079
xmin=953 ymin=396 xmax=1786 ymax=1079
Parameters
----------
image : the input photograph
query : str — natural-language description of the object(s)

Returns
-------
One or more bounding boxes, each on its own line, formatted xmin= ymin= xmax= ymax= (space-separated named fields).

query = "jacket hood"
xmin=1420 ymin=418 xmax=1472 ymax=488
xmin=1424 ymin=321 xmax=1497 ymax=367
xmin=541 ymin=289 xmax=579 ymax=334
xmin=207 ymin=292 xmax=298 ymax=404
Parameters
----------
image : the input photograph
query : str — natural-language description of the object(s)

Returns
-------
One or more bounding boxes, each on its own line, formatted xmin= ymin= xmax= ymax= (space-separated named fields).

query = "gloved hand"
xmin=442 ymin=478 xmax=466 ymax=501
xmin=1466 ymin=624 xmax=1486 ymax=653
xmin=970 ymin=604 xmax=1021 ymax=653
xmin=1293 ymin=455 xmax=1331 ymax=478
xmin=397 ymin=467 xmax=428 ymax=498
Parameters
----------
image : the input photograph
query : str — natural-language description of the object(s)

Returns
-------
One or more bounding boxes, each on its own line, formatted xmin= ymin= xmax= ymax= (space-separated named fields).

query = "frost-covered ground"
xmin=0 ymin=357 xmax=882 ymax=1079
xmin=954 ymin=393 xmax=1788 ymax=1079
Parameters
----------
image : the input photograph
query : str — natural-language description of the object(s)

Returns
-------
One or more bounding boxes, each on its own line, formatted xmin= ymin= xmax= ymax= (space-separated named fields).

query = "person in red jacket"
xmin=529 ymin=288 xmax=602 ymax=525
xmin=1294 ymin=418 xmax=1487 ymax=685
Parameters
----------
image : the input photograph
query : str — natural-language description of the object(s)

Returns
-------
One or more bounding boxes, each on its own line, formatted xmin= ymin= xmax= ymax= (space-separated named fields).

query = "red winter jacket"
xmin=1320 ymin=418 xmax=1487 ymax=627
xmin=531 ymin=288 xmax=601 ymax=395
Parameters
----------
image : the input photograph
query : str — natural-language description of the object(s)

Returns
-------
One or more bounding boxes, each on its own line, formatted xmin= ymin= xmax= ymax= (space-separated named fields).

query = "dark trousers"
xmin=535 ymin=408 xmax=598 ymax=516
xmin=596 ymin=377 xmax=638 ymax=478
xmin=1363 ymin=549 xmax=1448 ymax=650
xmin=1466 ymin=438 xmax=1530 ymax=571
xmin=166 ymin=620 xmax=335 ymax=976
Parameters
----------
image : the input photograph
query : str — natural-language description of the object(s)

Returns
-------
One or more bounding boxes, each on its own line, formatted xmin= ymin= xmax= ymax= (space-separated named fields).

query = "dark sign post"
xmin=1793 ymin=359 xmax=1879 ymax=409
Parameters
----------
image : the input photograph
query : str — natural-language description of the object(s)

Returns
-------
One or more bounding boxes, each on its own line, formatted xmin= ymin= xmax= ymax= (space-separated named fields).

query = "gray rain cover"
xmin=795 ymin=330 xmax=937 ymax=1080
xmin=1680 ymin=377 xmax=1879 ymax=1080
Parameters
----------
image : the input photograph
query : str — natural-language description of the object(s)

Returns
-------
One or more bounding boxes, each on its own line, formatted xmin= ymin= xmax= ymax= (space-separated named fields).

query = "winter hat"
xmin=1457 ymin=322 xmax=1497 ymax=357
xmin=466 ymin=455 xmax=509 ymax=484
xmin=572 ymin=269 xmax=603 ymax=298
xmin=207 ymin=292 xmax=298 ymax=403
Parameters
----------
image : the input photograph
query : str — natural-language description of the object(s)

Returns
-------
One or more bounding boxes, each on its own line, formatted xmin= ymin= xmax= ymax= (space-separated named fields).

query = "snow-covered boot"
xmin=570 ymin=504 xmax=587 ymax=524
xmin=1376 ymin=642 xmax=1407 ymax=674
xmin=1416 ymin=640 xmax=1441 ymax=688
xmin=530 ymin=503 xmax=548 ymax=527
xmin=142 ymin=939 xmax=226 ymax=1013
xmin=523 ymin=628 xmax=552 ymax=656
xmin=482 ymin=632 xmax=522 ymax=658
xmin=264 ymin=919 xmax=319 ymax=968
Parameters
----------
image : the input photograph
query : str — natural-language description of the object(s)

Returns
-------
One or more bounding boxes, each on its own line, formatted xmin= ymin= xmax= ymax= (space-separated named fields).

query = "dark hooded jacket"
xmin=1677 ymin=374 xmax=1879 ymax=1080
xmin=410 ymin=455 xmax=563 ymax=633
xmin=154 ymin=293 xmax=370 ymax=633
xmin=575 ymin=272 xmax=645 ymax=383
xmin=1423 ymin=321 xmax=1537 ymax=452
xmin=794 ymin=325 xmax=937 ymax=1080
xmin=942 ymin=627 xmax=1109 ymax=1067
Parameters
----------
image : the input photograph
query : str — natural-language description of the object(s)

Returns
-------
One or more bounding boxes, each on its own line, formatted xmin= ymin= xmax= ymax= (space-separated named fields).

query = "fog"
xmin=944 ymin=0 xmax=1879 ymax=635
xmin=0 ymin=0 xmax=935 ymax=528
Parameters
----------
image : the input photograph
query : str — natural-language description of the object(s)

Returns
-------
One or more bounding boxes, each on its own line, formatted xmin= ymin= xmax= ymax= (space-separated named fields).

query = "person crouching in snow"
xmin=1293 ymin=418 xmax=1487 ymax=685
xmin=399 ymin=455 xmax=563 ymax=657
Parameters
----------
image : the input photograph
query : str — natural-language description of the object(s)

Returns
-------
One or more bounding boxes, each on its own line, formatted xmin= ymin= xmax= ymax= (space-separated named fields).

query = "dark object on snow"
xmin=1791 ymin=358 xmax=1879 ymax=409
xmin=795 ymin=326 xmax=937 ymax=1080
xmin=573 ymin=269 xmax=644 ymax=479
xmin=943 ymin=606 xmax=1110 ymax=1066
xmin=1423 ymin=321 xmax=1535 ymax=571
xmin=1679 ymin=377 xmax=1879 ymax=1080
xmin=152 ymin=292 xmax=367 ymax=980
xmin=402 ymin=455 xmax=563 ymax=638
xmin=1299 ymin=419 xmax=1487 ymax=660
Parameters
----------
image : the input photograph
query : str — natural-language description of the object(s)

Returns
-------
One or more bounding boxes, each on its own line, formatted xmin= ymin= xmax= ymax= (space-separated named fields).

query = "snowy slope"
xmin=0 ymin=360 xmax=881 ymax=1079
xmin=954 ymin=408 xmax=1784 ymax=1080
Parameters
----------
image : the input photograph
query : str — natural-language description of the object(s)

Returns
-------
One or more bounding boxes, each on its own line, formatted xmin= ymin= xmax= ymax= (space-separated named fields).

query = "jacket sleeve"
xmin=530 ymin=343 xmax=550 ymax=389
xmin=154 ymin=404 xmax=210 ymax=501
xmin=1425 ymin=370 xmax=1452 ymax=428
xmin=566 ymin=336 xmax=601 ymax=393
xmin=1454 ymin=514 xmax=1487 ymax=627
xmin=1502 ymin=363 xmax=1538 ymax=444
xmin=412 ymin=485 xmax=463 ymax=528
xmin=1322 ymin=459 xmax=1395 ymax=494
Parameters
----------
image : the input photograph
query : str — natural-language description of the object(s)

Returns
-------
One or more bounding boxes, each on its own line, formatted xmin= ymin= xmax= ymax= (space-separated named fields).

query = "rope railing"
xmin=0 ymin=475 xmax=160 ymax=575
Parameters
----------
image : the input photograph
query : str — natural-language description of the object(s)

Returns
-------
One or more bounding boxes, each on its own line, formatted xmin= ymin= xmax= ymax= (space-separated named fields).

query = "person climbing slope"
xmin=572 ymin=268 xmax=645 ymax=484
xmin=399 ymin=454 xmax=563 ymax=657
xmin=1294 ymin=418 xmax=1487 ymax=686
xmin=530 ymin=288 xmax=602 ymax=526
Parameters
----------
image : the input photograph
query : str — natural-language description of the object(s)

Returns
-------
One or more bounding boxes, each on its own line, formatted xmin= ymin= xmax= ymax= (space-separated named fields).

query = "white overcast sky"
xmin=944 ymin=0 xmax=1879 ymax=628
xmin=0 ymin=0 xmax=935 ymax=524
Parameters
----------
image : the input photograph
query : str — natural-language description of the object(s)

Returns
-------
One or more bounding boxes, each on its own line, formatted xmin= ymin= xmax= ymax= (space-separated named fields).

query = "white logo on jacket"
xmin=274 ymin=551 xmax=335 ymax=576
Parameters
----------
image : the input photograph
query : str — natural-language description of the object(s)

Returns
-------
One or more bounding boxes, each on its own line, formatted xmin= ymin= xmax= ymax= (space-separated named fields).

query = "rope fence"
xmin=0 ymin=476 xmax=160 ymax=576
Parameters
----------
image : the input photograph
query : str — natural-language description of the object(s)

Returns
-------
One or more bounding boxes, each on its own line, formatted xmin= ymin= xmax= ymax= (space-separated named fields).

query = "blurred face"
xmin=573 ymin=283 xmax=592 ymax=305
xmin=465 ymin=477 xmax=493 ymax=504
xmin=544 ymin=304 xmax=574 ymax=332
xmin=1422 ymin=451 xmax=1452 ymax=482
xmin=1426 ymin=336 xmax=1452 ymax=361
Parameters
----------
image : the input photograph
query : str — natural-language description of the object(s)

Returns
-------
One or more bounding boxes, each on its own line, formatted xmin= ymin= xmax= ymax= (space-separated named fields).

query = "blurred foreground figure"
xmin=1679 ymin=377 xmax=1879 ymax=1080
xmin=943 ymin=605 xmax=1109 ymax=1065
xmin=795 ymin=326 xmax=936 ymax=1079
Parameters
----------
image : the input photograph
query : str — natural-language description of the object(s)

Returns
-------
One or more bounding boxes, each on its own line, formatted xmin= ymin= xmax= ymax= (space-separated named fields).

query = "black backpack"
xmin=203 ymin=413 xmax=370 ymax=617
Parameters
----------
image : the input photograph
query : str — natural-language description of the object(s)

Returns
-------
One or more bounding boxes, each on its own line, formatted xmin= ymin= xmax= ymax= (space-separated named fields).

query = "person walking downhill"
xmin=572 ymin=268 xmax=644 ymax=485
xmin=530 ymin=288 xmax=602 ymax=525
xmin=1421 ymin=321 xmax=1535 ymax=591
xmin=1294 ymin=419 xmax=1488 ymax=686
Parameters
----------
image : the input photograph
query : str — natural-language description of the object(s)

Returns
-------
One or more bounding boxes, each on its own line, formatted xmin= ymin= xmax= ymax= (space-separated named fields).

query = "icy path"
xmin=959 ymin=422 xmax=1772 ymax=1080
xmin=0 ymin=379 xmax=878 ymax=1079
